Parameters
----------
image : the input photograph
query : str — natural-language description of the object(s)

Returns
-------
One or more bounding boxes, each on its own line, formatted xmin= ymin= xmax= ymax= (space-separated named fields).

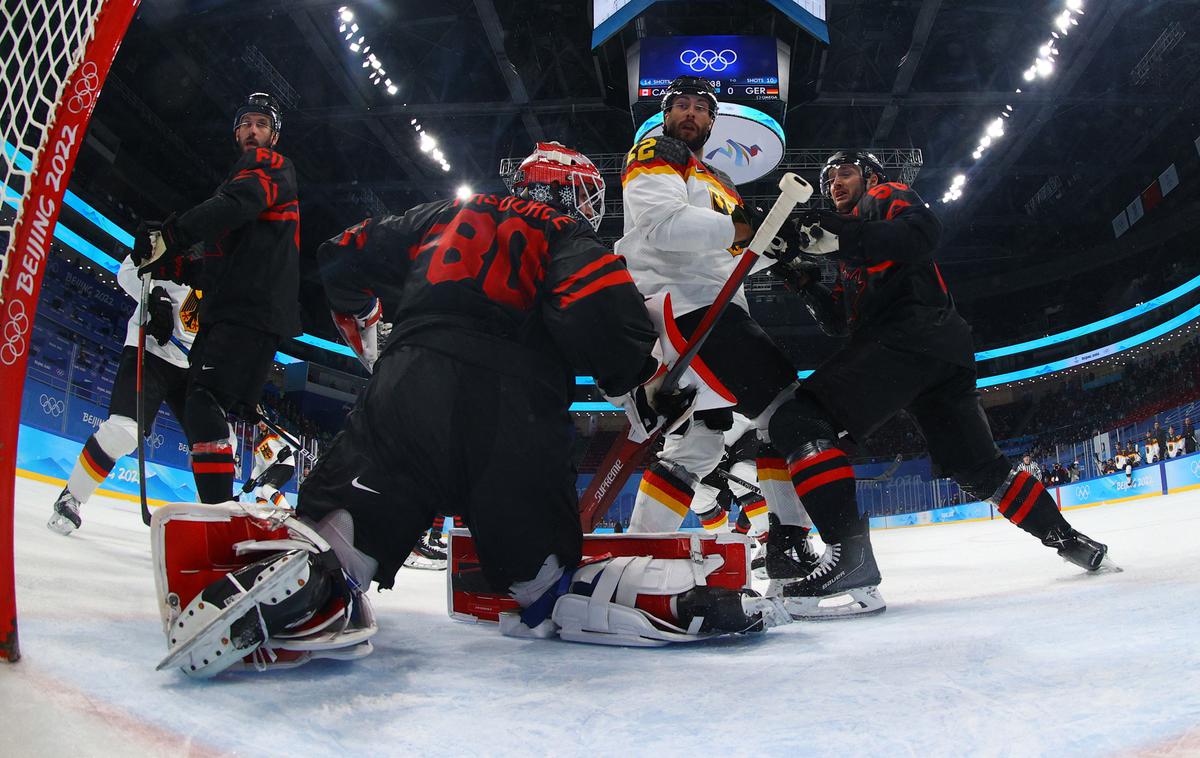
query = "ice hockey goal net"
xmin=0 ymin=0 xmax=140 ymax=662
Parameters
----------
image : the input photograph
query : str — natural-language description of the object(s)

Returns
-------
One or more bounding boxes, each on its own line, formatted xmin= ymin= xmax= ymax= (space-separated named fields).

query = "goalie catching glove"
xmin=331 ymin=299 xmax=383 ymax=372
xmin=603 ymin=358 xmax=698 ymax=443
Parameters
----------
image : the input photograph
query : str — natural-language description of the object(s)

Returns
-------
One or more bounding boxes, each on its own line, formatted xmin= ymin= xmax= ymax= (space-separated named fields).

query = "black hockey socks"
xmin=987 ymin=469 xmax=1069 ymax=539
xmin=786 ymin=443 xmax=862 ymax=544
xmin=732 ymin=503 xmax=753 ymax=535
xmin=191 ymin=441 xmax=236 ymax=504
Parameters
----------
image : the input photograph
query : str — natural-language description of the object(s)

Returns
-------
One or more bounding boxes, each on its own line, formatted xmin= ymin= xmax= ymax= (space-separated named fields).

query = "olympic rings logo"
xmin=1075 ymin=484 xmax=1090 ymax=499
xmin=39 ymin=393 xmax=65 ymax=417
xmin=1190 ymin=459 xmax=1200 ymax=479
xmin=679 ymin=49 xmax=737 ymax=72
xmin=66 ymin=61 xmax=101 ymax=114
xmin=149 ymin=432 xmax=165 ymax=449
xmin=1 ymin=299 xmax=30 ymax=366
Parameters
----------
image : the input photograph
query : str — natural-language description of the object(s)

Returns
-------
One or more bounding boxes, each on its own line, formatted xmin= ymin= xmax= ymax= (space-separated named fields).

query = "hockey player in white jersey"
xmin=616 ymin=77 xmax=820 ymax=596
xmin=242 ymin=421 xmax=295 ymax=508
xmin=47 ymin=256 xmax=199 ymax=534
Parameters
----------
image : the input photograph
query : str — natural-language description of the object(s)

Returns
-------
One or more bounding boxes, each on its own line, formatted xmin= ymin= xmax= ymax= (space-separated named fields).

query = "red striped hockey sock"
xmin=191 ymin=441 xmax=235 ymax=504
xmin=990 ymin=470 xmax=1069 ymax=538
xmin=787 ymin=445 xmax=860 ymax=543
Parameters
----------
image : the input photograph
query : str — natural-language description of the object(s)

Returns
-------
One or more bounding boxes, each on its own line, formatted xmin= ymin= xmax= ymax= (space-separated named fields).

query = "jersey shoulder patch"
xmin=624 ymin=135 xmax=691 ymax=170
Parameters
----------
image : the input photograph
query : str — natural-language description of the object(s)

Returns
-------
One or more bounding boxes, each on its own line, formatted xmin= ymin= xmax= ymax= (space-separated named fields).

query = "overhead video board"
xmin=635 ymin=35 xmax=781 ymax=103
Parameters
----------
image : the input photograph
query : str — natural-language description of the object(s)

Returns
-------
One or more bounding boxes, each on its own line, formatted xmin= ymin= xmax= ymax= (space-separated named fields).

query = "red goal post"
xmin=0 ymin=0 xmax=140 ymax=663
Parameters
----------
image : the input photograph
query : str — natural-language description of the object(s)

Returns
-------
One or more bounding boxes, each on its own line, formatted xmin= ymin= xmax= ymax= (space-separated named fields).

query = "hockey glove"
xmin=277 ymin=448 xmax=293 ymax=464
xmin=604 ymin=368 xmax=698 ymax=444
xmin=331 ymin=298 xmax=383 ymax=372
xmin=730 ymin=203 xmax=765 ymax=247
xmin=145 ymin=286 xmax=175 ymax=346
xmin=793 ymin=211 xmax=869 ymax=263
xmin=241 ymin=478 xmax=257 ymax=494
xmin=132 ymin=221 xmax=166 ymax=268
xmin=768 ymin=258 xmax=822 ymax=293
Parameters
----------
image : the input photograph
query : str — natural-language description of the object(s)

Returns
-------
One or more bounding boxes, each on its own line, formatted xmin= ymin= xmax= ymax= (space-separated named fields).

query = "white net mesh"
xmin=0 ymin=0 xmax=108 ymax=297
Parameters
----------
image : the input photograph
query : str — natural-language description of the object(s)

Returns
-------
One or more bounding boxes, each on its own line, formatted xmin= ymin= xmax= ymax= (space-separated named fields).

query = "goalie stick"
xmin=578 ymin=173 xmax=814 ymax=531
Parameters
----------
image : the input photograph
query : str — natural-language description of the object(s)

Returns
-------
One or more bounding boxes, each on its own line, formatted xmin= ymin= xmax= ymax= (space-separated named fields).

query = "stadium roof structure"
xmin=56 ymin=0 xmax=1200 ymax=351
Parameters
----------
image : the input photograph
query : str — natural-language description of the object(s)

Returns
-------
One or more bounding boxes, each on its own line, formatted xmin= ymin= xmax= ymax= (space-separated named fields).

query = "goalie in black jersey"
xmin=763 ymin=150 xmax=1114 ymax=619
xmin=150 ymin=143 xmax=788 ymax=677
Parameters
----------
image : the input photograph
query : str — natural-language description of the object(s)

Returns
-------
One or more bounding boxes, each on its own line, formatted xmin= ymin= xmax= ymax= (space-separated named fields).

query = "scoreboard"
xmin=636 ymin=35 xmax=781 ymax=104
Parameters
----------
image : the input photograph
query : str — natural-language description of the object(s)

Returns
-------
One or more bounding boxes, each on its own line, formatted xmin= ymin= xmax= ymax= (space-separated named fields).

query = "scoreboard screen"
xmin=636 ymin=35 xmax=780 ymax=103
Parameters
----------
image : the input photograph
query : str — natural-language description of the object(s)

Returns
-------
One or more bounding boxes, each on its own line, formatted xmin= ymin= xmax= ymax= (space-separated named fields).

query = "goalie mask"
xmin=505 ymin=142 xmax=606 ymax=231
xmin=233 ymin=92 xmax=283 ymax=135
xmin=820 ymin=150 xmax=886 ymax=198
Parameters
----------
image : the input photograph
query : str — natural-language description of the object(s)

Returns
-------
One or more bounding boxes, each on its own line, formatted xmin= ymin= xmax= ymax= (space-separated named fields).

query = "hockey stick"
xmin=136 ymin=274 xmax=153 ymax=526
xmin=715 ymin=466 xmax=762 ymax=495
xmin=578 ymin=173 xmax=814 ymax=531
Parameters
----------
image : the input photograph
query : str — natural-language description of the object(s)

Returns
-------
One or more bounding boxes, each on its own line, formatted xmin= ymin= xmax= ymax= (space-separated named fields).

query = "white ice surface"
xmin=3 ymin=476 xmax=1199 ymax=757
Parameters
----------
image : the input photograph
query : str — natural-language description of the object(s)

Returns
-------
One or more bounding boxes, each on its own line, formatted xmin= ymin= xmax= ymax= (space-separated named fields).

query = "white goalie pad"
xmin=547 ymin=554 xmax=727 ymax=647
xmin=151 ymin=502 xmax=377 ymax=676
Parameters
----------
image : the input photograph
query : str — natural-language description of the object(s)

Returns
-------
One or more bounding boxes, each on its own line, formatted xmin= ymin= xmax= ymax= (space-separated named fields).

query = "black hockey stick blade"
xmin=137 ymin=274 xmax=152 ymax=526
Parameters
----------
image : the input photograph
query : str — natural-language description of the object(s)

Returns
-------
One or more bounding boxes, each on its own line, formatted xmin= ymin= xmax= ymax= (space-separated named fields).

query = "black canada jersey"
xmin=318 ymin=194 xmax=657 ymax=397
xmin=805 ymin=183 xmax=974 ymax=365
xmin=176 ymin=147 xmax=301 ymax=337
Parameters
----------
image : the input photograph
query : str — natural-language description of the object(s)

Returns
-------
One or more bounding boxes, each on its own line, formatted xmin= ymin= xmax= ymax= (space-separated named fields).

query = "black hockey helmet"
xmin=820 ymin=150 xmax=886 ymax=197
xmin=233 ymin=92 xmax=282 ymax=134
xmin=660 ymin=75 xmax=719 ymax=119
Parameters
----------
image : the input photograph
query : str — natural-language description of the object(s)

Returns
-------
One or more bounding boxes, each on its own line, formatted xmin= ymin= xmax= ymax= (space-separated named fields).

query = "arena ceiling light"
xmin=336 ymin=6 xmax=451 ymax=171
xmin=942 ymin=0 xmax=1084 ymax=203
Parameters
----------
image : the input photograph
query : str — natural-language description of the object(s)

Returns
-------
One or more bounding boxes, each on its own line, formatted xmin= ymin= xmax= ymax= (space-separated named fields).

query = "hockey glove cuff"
xmin=768 ymin=258 xmax=821 ymax=292
xmin=331 ymin=299 xmax=383 ymax=372
xmin=145 ymin=286 xmax=175 ymax=345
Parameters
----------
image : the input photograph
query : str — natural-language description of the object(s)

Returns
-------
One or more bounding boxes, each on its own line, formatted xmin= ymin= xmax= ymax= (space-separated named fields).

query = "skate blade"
xmin=46 ymin=514 xmax=79 ymax=536
xmin=1088 ymin=555 xmax=1123 ymax=574
xmin=403 ymin=555 xmax=448 ymax=571
xmin=783 ymin=586 xmax=886 ymax=621
xmin=156 ymin=550 xmax=308 ymax=673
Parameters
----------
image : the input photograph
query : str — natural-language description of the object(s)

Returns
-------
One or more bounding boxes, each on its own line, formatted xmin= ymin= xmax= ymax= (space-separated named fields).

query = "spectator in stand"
xmin=1053 ymin=462 xmax=1069 ymax=485
xmin=1069 ymin=460 xmax=1081 ymax=482
xmin=1184 ymin=416 xmax=1197 ymax=455
xmin=1153 ymin=421 xmax=1167 ymax=457
xmin=1017 ymin=454 xmax=1042 ymax=482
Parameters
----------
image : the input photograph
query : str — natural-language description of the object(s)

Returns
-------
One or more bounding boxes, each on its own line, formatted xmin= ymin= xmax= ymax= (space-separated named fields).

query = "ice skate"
xmin=47 ymin=487 xmax=82 ymax=535
xmin=404 ymin=533 xmax=447 ymax=571
xmin=777 ymin=534 xmax=886 ymax=620
xmin=763 ymin=514 xmax=821 ymax=592
xmin=1042 ymin=526 xmax=1121 ymax=573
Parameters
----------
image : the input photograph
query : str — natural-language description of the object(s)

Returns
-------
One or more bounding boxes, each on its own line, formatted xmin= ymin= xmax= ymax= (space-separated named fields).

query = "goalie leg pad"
xmin=153 ymin=503 xmax=378 ymax=677
xmin=539 ymin=555 xmax=788 ymax=646
xmin=158 ymin=548 xmax=326 ymax=677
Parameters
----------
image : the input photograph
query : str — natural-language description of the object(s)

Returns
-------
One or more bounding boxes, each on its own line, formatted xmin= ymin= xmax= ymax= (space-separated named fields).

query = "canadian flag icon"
xmin=640 ymin=88 xmax=651 ymax=97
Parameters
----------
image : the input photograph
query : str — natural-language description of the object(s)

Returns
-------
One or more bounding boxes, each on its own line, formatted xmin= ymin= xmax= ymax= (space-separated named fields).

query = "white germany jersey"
xmin=116 ymin=255 xmax=198 ymax=368
xmin=614 ymin=134 xmax=770 ymax=316
xmin=251 ymin=432 xmax=292 ymax=479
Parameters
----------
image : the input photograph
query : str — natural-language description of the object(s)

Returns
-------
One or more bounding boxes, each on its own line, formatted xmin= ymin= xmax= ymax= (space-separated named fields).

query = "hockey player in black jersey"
xmin=132 ymin=92 xmax=301 ymax=505
xmin=765 ymin=150 xmax=1113 ymax=619
xmin=149 ymin=143 xmax=788 ymax=676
